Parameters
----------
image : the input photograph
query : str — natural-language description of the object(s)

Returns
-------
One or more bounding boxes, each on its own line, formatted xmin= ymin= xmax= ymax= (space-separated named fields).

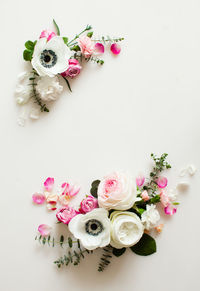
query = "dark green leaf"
xmin=23 ymin=50 xmax=32 ymax=61
xmin=25 ymin=40 xmax=34 ymax=50
xmin=130 ymin=233 xmax=156 ymax=256
xmin=42 ymin=237 xmax=46 ymax=245
xmin=87 ymin=31 xmax=93 ymax=38
xmin=149 ymin=195 xmax=160 ymax=204
xmin=63 ymin=37 xmax=68 ymax=44
xmin=112 ymin=247 xmax=126 ymax=257
xmin=61 ymin=76 xmax=72 ymax=92
xmin=71 ymin=45 xmax=81 ymax=52
xmin=47 ymin=235 xmax=51 ymax=246
xmin=60 ymin=235 xmax=64 ymax=247
xmin=90 ymin=180 xmax=100 ymax=198
xmin=68 ymin=237 xmax=73 ymax=248
xmin=53 ymin=19 xmax=60 ymax=36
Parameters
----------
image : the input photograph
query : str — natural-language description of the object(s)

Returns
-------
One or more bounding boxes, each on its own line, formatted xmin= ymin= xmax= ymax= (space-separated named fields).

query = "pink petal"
xmin=32 ymin=193 xmax=46 ymax=205
xmin=157 ymin=176 xmax=168 ymax=188
xmin=136 ymin=175 xmax=145 ymax=187
xmin=164 ymin=205 xmax=177 ymax=215
xmin=38 ymin=224 xmax=52 ymax=236
xmin=44 ymin=177 xmax=54 ymax=191
xmin=110 ymin=43 xmax=121 ymax=55
xmin=46 ymin=203 xmax=57 ymax=211
xmin=94 ymin=43 xmax=105 ymax=54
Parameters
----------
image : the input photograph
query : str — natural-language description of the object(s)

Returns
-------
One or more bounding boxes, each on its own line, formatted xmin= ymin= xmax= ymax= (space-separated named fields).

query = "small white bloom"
xmin=31 ymin=37 xmax=71 ymax=77
xmin=68 ymin=208 xmax=110 ymax=250
xmin=36 ymin=76 xmax=63 ymax=101
xmin=141 ymin=204 xmax=160 ymax=230
xmin=110 ymin=211 xmax=144 ymax=249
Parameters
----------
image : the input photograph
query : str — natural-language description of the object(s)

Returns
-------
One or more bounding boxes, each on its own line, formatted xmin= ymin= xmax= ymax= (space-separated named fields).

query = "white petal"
xmin=187 ymin=164 xmax=197 ymax=176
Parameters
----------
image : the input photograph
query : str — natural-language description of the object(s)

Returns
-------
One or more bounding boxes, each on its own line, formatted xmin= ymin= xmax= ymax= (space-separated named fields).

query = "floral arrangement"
xmin=15 ymin=20 xmax=124 ymax=125
xmin=33 ymin=153 xmax=191 ymax=272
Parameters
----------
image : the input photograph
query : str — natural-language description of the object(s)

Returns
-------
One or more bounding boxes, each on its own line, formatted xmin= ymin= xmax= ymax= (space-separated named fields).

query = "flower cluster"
xmin=15 ymin=20 xmax=124 ymax=125
xmin=33 ymin=153 xmax=192 ymax=271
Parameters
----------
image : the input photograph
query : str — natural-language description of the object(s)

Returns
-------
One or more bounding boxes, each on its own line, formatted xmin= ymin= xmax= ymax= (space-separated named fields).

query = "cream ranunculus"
xmin=68 ymin=208 xmax=110 ymax=250
xmin=97 ymin=172 xmax=136 ymax=210
xmin=31 ymin=37 xmax=72 ymax=77
xmin=110 ymin=211 xmax=144 ymax=249
xmin=141 ymin=204 xmax=160 ymax=230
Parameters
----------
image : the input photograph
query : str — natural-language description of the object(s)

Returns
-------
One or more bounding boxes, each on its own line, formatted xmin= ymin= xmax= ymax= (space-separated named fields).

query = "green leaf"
xmin=138 ymin=208 xmax=145 ymax=215
xmin=61 ymin=76 xmax=72 ymax=92
xmin=63 ymin=37 xmax=68 ymax=44
xmin=87 ymin=31 xmax=93 ymax=38
xmin=90 ymin=180 xmax=100 ymax=198
xmin=47 ymin=235 xmax=51 ymax=246
xmin=68 ymin=237 xmax=73 ymax=248
xmin=149 ymin=195 xmax=160 ymax=204
xmin=60 ymin=235 xmax=64 ymax=247
xmin=53 ymin=19 xmax=60 ymax=36
xmin=42 ymin=237 xmax=46 ymax=245
xmin=70 ymin=45 xmax=81 ymax=52
xmin=112 ymin=247 xmax=126 ymax=257
xmin=130 ymin=233 xmax=156 ymax=256
xmin=23 ymin=50 xmax=33 ymax=61
xmin=25 ymin=40 xmax=34 ymax=50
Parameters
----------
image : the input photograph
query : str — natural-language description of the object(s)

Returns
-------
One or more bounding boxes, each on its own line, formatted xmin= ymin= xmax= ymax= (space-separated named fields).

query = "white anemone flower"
xmin=36 ymin=76 xmax=63 ymax=101
xmin=31 ymin=37 xmax=71 ymax=77
xmin=68 ymin=208 xmax=111 ymax=250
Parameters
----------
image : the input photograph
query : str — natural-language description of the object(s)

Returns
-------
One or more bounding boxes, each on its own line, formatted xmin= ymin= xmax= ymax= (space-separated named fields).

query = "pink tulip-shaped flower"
xmin=38 ymin=224 xmax=52 ymax=236
xmin=157 ymin=176 xmax=168 ymax=188
xmin=40 ymin=30 xmax=56 ymax=41
xmin=79 ymin=195 xmax=98 ymax=213
xmin=56 ymin=206 xmax=79 ymax=224
xmin=136 ymin=175 xmax=145 ymax=187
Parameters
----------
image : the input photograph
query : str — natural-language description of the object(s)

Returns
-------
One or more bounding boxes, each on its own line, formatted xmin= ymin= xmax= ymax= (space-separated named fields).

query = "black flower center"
xmin=40 ymin=49 xmax=57 ymax=68
xmin=85 ymin=219 xmax=103 ymax=236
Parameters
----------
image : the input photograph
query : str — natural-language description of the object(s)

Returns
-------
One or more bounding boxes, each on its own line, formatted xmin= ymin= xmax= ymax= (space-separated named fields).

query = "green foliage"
xmin=112 ymin=247 xmax=126 ymax=257
xmin=93 ymin=36 xmax=124 ymax=43
xmin=98 ymin=246 xmax=113 ymax=272
xmin=53 ymin=19 xmax=60 ymax=36
xmin=87 ymin=31 xmax=93 ymax=38
xmin=87 ymin=56 xmax=104 ymax=65
xmin=63 ymin=37 xmax=68 ymax=44
xmin=23 ymin=40 xmax=36 ymax=61
xmin=130 ymin=233 xmax=156 ymax=256
xmin=35 ymin=235 xmax=77 ymax=248
xmin=90 ymin=180 xmax=100 ymax=198
xmin=23 ymin=50 xmax=32 ymax=61
xmin=60 ymin=75 xmax=72 ymax=92
xmin=70 ymin=45 xmax=81 ymax=52
xmin=60 ymin=235 xmax=64 ymax=247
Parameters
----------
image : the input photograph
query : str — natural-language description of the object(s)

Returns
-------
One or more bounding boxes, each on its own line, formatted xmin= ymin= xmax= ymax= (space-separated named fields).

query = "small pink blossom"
xmin=136 ymin=175 xmax=145 ymax=187
xmin=44 ymin=177 xmax=54 ymax=192
xmin=157 ymin=176 xmax=168 ymax=188
xmin=164 ymin=204 xmax=177 ymax=215
xmin=79 ymin=195 xmax=98 ymax=213
xmin=141 ymin=190 xmax=150 ymax=202
xmin=38 ymin=224 xmax=52 ymax=236
xmin=94 ymin=43 xmax=105 ymax=54
xmin=32 ymin=193 xmax=46 ymax=204
xmin=110 ymin=43 xmax=121 ymax=55
xmin=40 ymin=30 xmax=56 ymax=41
xmin=56 ymin=206 xmax=79 ymax=224
xmin=155 ymin=224 xmax=164 ymax=233
xmin=78 ymin=36 xmax=95 ymax=58
xmin=61 ymin=59 xmax=81 ymax=79
xmin=160 ymin=190 xmax=170 ymax=207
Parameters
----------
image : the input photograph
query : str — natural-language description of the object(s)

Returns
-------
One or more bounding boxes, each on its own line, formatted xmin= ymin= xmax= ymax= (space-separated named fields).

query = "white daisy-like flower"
xmin=31 ymin=37 xmax=71 ymax=77
xmin=141 ymin=204 xmax=160 ymax=230
xmin=68 ymin=208 xmax=111 ymax=250
xmin=36 ymin=76 xmax=63 ymax=102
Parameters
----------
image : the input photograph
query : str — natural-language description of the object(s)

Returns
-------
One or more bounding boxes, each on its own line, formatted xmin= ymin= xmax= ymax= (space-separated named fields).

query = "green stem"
xmin=68 ymin=25 xmax=92 ymax=46
xmin=35 ymin=237 xmax=78 ymax=246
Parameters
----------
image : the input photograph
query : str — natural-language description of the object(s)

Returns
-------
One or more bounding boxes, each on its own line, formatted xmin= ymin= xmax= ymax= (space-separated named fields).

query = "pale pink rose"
xmin=61 ymin=59 xmax=81 ymax=79
xmin=40 ymin=30 xmax=56 ymax=41
xmin=160 ymin=190 xmax=170 ymax=207
xmin=44 ymin=177 xmax=54 ymax=191
xmin=98 ymin=172 xmax=136 ymax=210
xmin=32 ymin=193 xmax=46 ymax=204
xmin=141 ymin=190 xmax=150 ymax=202
xmin=136 ymin=175 xmax=145 ymax=187
xmin=79 ymin=195 xmax=98 ymax=213
xmin=38 ymin=224 xmax=51 ymax=236
xmin=157 ymin=176 xmax=168 ymax=188
xmin=56 ymin=206 xmax=79 ymax=224
xmin=164 ymin=204 xmax=177 ymax=215
xmin=110 ymin=43 xmax=121 ymax=55
xmin=78 ymin=36 xmax=95 ymax=58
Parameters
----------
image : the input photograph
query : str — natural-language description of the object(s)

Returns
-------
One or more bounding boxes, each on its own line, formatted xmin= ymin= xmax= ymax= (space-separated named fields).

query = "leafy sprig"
xmin=98 ymin=246 xmax=113 ymax=272
xmin=35 ymin=235 xmax=77 ymax=248
xmin=23 ymin=40 xmax=37 ymax=61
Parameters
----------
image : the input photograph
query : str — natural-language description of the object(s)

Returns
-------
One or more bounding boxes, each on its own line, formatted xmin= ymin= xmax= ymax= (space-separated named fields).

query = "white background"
xmin=0 ymin=0 xmax=200 ymax=290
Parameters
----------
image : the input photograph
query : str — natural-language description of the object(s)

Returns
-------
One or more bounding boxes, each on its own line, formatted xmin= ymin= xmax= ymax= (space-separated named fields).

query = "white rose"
xmin=141 ymin=204 xmax=160 ymax=230
xmin=98 ymin=172 xmax=137 ymax=210
xmin=110 ymin=211 xmax=144 ymax=249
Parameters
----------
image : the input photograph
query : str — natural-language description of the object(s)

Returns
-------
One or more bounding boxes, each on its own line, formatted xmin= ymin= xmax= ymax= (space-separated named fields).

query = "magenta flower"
xmin=110 ymin=43 xmax=121 ymax=55
xmin=61 ymin=59 xmax=82 ymax=79
xmin=32 ymin=193 xmax=46 ymax=204
xmin=79 ymin=195 xmax=98 ymax=213
xmin=44 ymin=177 xmax=54 ymax=191
xmin=38 ymin=224 xmax=52 ymax=236
xmin=39 ymin=30 xmax=56 ymax=41
xmin=157 ymin=176 xmax=168 ymax=188
xmin=56 ymin=206 xmax=79 ymax=224
xmin=164 ymin=204 xmax=177 ymax=215
xmin=136 ymin=175 xmax=145 ymax=187
xmin=94 ymin=43 xmax=105 ymax=54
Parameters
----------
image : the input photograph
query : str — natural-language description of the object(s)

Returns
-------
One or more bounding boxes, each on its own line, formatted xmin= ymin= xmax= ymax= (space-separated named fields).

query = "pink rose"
xmin=39 ymin=30 xmax=56 ymax=41
xmin=78 ymin=36 xmax=95 ymax=58
xmin=98 ymin=172 xmax=136 ymax=210
xmin=56 ymin=206 xmax=79 ymax=224
xmin=141 ymin=190 xmax=150 ymax=202
xmin=61 ymin=59 xmax=81 ymax=79
xmin=79 ymin=195 xmax=98 ymax=213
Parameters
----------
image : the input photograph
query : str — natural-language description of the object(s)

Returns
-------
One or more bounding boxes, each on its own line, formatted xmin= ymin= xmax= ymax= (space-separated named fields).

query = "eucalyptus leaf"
xmin=130 ymin=233 xmax=156 ymax=256
xmin=60 ymin=235 xmax=64 ymax=247
xmin=53 ymin=19 xmax=60 ymax=36
xmin=112 ymin=247 xmax=126 ymax=257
